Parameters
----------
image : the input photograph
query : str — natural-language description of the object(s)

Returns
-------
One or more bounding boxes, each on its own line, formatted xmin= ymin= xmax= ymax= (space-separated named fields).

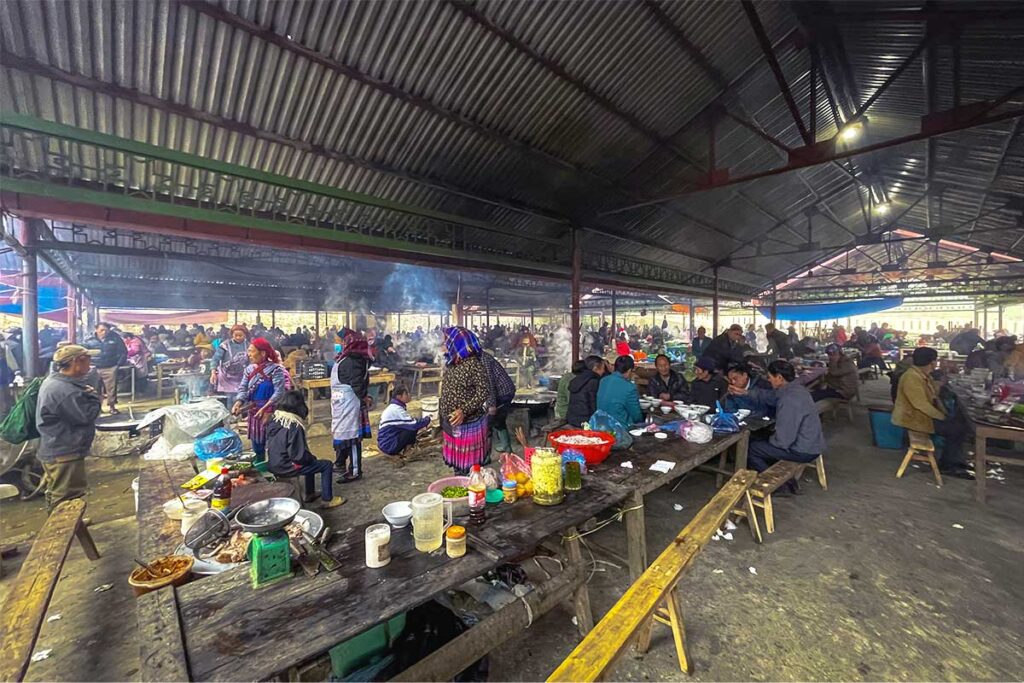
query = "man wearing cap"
xmin=688 ymin=356 xmax=728 ymax=407
xmin=35 ymin=345 xmax=102 ymax=510
xmin=811 ymin=344 xmax=859 ymax=402
xmin=702 ymin=324 xmax=746 ymax=371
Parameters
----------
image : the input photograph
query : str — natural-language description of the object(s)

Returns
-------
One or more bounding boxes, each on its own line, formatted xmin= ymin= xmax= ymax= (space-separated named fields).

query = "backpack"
xmin=0 ymin=377 xmax=43 ymax=444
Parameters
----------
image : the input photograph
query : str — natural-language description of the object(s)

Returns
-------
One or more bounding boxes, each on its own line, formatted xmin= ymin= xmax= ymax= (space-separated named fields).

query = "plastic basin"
xmin=547 ymin=429 xmax=616 ymax=466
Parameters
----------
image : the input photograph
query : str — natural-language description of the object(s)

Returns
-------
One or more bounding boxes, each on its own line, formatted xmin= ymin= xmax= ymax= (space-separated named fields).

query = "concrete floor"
xmin=2 ymin=377 xmax=1022 ymax=681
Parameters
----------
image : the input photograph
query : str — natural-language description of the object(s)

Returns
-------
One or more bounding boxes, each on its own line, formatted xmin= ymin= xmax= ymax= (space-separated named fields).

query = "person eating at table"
xmin=811 ymin=344 xmax=859 ymax=403
xmin=688 ymin=356 xmax=728 ymax=407
xmin=597 ymin=355 xmax=643 ymax=427
xmin=648 ymin=353 xmax=687 ymax=402
xmin=723 ymin=362 xmax=774 ymax=417
xmin=729 ymin=360 xmax=826 ymax=491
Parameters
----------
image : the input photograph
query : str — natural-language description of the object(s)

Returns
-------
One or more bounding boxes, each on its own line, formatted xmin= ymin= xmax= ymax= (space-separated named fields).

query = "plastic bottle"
xmin=467 ymin=464 xmax=486 ymax=525
xmin=211 ymin=467 xmax=232 ymax=511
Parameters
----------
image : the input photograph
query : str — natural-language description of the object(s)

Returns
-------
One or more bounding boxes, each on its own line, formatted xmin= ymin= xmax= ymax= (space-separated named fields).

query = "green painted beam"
xmin=1 ymin=176 xmax=571 ymax=277
xmin=0 ymin=111 xmax=564 ymax=247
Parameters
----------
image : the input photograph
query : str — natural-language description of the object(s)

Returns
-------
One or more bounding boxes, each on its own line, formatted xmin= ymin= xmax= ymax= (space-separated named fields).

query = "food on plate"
xmin=214 ymin=531 xmax=253 ymax=564
xmin=440 ymin=485 xmax=468 ymax=498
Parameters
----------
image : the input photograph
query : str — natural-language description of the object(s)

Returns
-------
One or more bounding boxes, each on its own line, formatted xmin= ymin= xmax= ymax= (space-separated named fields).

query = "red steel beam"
xmin=605 ymin=103 xmax=1024 ymax=215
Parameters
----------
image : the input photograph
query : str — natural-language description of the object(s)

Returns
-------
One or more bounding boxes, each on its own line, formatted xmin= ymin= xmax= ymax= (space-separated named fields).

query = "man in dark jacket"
xmin=648 ymin=354 xmax=687 ymax=401
xmin=764 ymin=323 xmax=793 ymax=359
xmin=481 ymin=352 xmax=517 ymax=452
xmin=93 ymin=322 xmax=127 ymax=414
xmin=35 ymin=345 xmax=102 ymax=510
xmin=688 ymin=356 xmax=728 ymax=407
xmin=566 ymin=355 xmax=606 ymax=428
xmin=702 ymin=324 xmax=745 ymax=371
xmin=811 ymin=344 xmax=859 ymax=402
xmin=691 ymin=327 xmax=711 ymax=357
xmin=949 ymin=328 xmax=984 ymax=356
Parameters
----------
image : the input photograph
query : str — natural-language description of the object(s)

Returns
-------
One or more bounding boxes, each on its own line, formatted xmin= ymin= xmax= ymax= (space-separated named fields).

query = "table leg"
xmin=306 ymin=387 xmax=315 ymax=426
xmin=975 ymin=430 xmax=987 ymax=503
xmin=735 ymin=431 xmax=749 ymax=472
xmin=564 ymin=527 xmax=594 ymax=636
xmin=156 ymin=365 xmax=163 ymax=400
xmin=624 ymin=489 xmax=647 ymax=582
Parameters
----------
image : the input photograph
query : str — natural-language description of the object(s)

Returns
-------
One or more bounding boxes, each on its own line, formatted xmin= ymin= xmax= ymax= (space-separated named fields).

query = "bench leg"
xmin=744 ymin=491 xmax=763 ymax=543
xmin=664 ymin=587 xmax=693 ymax=674
xmin=633 ymin=614 xmax=656 ymax=657
xmin=715 ymin=451 xmax=727 ymax=489
xmin=75 ymin=522 xmax=101 ymax=561
xmin=846 ymin=403 xmax=854 ymax=422
xmin=815 ymin=457 xmax=828 ymax=490
xmin=896 ymin=449 xmax=915 ymax=478
xmin=762 ymin=493 xmax=775 ymax=535
xmin=564 ymin=527 xmax=594 ymax=637
xmin=925 ymin=452 xmax=943 ymax=487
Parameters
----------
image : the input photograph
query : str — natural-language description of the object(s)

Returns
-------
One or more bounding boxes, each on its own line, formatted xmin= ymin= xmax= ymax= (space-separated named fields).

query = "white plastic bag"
xmin=137 ymin=399 xmax=230 ymax=447
xmin=680 ymin=420 xmax=713 ymax=444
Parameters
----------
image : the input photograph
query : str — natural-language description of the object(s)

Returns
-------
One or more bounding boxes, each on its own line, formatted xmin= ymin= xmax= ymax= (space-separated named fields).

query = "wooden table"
xmin=296 ymin=372 xmax=397 ymax=424
xmin=136 ymin=427 xmax=751 ymax=680
xmin=154 ymin=360 xmax=186 ymax=400
xmin=972 ymin=418 xmax=1024 ymax=503
xmin=400 ymin=365 xmax=443 ymax=397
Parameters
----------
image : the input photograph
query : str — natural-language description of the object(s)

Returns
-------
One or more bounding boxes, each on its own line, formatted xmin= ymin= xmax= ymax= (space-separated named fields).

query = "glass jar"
xmin=531 ymin=448 xmax=564 ymax=506
xmin=564 ymin=461 xmax=583 ymax=491
xmin=502 ymin=479 xmax=518 ymax=504
xmin=446 ymin=525 xmax=467 ymax=558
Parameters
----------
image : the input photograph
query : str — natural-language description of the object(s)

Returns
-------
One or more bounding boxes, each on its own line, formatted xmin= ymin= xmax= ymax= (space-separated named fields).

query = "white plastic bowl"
xmin=660 ymin=406 xmax=673 ymax=414
xmin=629 ymin=428 xmax=645 ymax=437
xmin=382 ymin=501 xmax=413 ymax=528
xmin=654 ymin=432 xmax=668 ymax=440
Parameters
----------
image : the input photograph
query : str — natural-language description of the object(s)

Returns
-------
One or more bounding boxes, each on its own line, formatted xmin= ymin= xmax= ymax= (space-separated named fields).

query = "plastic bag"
xmin=709 ymin=400 xmax=740 ymax=434
xmin=137 ymin=399 xmax=230 ymax=447
xmin=500 ymin=452 xmax=531 ymax=480
xmin=194 ymin=428 xmax=243 ymax=460
xmin=481 ymin=466 xmax=501 ymax=491
xmin=679 ymin=420 xmax=713 ymax=444
xmin=586 ymin=409 xmax=632 ymax=450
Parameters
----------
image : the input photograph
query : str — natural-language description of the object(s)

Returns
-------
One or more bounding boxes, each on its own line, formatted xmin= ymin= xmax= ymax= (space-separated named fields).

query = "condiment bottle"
xmin=211 ymin=467 xmax=232 ymax=510
xmin=365 ymin=523 xmax=391 ymax=568
xmin=467 ymin=464 xmax=487 ymax=525
xmin=502 ymin=479 xmax=518 ymax=504
xmin=446 ymin=525 xmax=467 ymax=558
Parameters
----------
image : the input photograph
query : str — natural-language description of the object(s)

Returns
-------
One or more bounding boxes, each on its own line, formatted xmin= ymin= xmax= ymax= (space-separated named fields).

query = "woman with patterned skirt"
xmin=439 ymin=327 xmax=495 ymax=475
xmin=231 ymin=337 xmax=288 ymax=460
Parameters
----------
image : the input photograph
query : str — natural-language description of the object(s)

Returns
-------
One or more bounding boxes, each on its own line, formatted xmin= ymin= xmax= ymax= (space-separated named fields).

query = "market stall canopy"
xmin=758 ymin=296 xmax=904 ymax=322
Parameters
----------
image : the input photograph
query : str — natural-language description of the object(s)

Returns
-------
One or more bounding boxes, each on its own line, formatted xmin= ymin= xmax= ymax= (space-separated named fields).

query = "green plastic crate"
xmin=328 ymin=613 xmax=406 ymax=678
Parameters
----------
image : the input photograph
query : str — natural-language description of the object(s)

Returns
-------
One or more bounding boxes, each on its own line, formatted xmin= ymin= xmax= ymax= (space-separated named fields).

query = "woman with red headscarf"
xmin=231 ymin=337 xmax=288 ymax=459
xmin=211 ymin=324 xmax=249 ymax=395
xmin=331 ymin=329 xmax=372 ymax=482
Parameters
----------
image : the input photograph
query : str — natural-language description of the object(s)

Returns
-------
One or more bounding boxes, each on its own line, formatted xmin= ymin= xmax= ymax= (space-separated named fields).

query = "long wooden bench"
xmin=0 ymin=499 xmax=100 ymax=682
xmin=547 ymin=470 xmax=759 ymax=681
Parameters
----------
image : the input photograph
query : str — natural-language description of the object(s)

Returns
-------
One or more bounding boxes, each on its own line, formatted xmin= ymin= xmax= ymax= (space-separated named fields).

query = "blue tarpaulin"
xmin=758 ymin=296 xmax=903 ymax=322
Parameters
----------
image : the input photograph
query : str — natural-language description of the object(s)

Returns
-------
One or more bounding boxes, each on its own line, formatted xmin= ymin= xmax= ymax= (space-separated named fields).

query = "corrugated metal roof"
xmin=1 ymin=0 xmax=1022 ymax=303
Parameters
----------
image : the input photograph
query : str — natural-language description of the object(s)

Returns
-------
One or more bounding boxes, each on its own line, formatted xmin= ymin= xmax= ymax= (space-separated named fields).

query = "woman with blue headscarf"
xmin=439 ymin=327 xmax=494 ymax=474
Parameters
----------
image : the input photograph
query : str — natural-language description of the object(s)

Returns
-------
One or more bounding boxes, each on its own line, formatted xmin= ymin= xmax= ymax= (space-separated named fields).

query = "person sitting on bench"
xmin=729 ymin=360 xmax=825 ymax=491
xmin=265 ymin=390 xmax=344 ymax=509
xmin=377 ymin=385 xmax=432 ymax=456
xmin=811 ymin=344 xmax=859 ymax=402
xmin=723 ymin=362 xmax=775 ymax=418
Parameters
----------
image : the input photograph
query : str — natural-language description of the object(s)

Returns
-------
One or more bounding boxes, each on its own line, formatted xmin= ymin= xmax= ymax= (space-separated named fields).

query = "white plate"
xmin=654 ymin=432 xmax=668 ymax=440
xmin=629 ymin=429 xmax=645 ymax=437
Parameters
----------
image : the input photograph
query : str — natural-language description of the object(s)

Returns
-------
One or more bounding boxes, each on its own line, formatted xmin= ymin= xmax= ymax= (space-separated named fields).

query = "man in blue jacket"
xmin=597 ymin=355 xmax=643 ymax=428
xmin=691 ymin=327 xmax=711 ymax=357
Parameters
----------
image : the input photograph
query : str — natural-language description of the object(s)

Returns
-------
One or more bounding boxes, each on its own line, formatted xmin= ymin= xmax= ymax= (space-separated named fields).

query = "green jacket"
xmin=555 ymin=372 xmax=576 ymax=420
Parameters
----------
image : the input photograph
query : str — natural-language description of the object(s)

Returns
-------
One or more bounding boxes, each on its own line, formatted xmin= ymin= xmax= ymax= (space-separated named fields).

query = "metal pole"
xmin=688 ymin=298 xmax=695 ymax=338
xmin=770 ymin=284 xmax=778 ymax=326
xmin=611 ymin=291 xmax=617 ymax=334
xmin=271 ymin=309 xmax=276 ymax=328
xmin=19 ymin=219 xmax=39 ymax=378
xmin=530 ymin=307 xmax=534 ymax=330
xmin=712 ymin=266 xmax=720 ymax=335
xmin=66 ymin=287 xmax=77 ymax=344
xmin=571 ymin=228 xmax=582 ymax=363
xmin=997 ymin=304 xmax=1004 ymax=332
xmin=485 ymin=288 xmax=491 ymax=329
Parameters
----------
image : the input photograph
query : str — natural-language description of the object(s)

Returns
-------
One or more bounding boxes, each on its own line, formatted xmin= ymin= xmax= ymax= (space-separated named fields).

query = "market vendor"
xmin=377 ymin=385 xmax=432 ymax=456
xmin=332 ymin=330 xmax=372 ymax=483
xmin=35 ymin=345 xmax=102 ymax=511
xmin=439 ymin=327 xmax=494 ymax=474
xmin=647 ymin=353 xmax=687 ymax=401
xmin=231 ymin=338 xmax=288 ymax=460
xmin=265 ymin=390 xmax=344 ymax=509
xmin=731 ymin=361 xmax=826 ymax=488
xmin=597 ymin=355 xmax=643 ymax=427
xmin=210 ymin=324 xmax=249 ymax=395
xmin=481 ymin=350 xmax=517 ymax=453
xmin=688 ymin=356 xmax=728 ymax=407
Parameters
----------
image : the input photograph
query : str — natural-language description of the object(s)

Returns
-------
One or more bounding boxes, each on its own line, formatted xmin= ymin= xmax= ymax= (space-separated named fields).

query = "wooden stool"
xmin=896 ymin=430 xmax=942 ymax=487
xmin=798 ymin=454 xmax=828 ymax=490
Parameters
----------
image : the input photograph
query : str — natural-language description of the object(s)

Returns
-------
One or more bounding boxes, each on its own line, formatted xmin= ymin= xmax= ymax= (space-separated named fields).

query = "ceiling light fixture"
xmin=838 ymin=122 xmax=863 ymax=143
xmin=874 ymin=202 xmax=891 ymax=216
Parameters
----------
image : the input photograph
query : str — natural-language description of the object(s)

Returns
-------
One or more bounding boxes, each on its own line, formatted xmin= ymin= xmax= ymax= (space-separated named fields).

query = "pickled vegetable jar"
xmin=531 ymin=448 xmax=564 ymax=506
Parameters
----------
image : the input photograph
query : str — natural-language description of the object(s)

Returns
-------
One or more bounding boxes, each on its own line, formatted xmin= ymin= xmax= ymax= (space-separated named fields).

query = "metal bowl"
xmin=234 ymin=497 xmax=300 ymax=534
